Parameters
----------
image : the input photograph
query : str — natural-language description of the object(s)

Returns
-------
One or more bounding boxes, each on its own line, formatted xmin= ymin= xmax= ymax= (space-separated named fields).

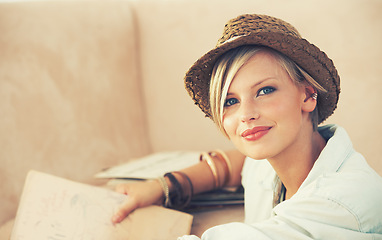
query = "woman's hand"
xmin=110 ymin=149 xmax=245 ymax=224
xmin=111 ymin=180 xmax=164 ymax=224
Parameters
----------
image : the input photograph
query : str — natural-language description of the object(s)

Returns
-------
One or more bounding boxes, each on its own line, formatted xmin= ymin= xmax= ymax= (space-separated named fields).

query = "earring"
xmin=311 ymin=93 xmax=318 ymax=100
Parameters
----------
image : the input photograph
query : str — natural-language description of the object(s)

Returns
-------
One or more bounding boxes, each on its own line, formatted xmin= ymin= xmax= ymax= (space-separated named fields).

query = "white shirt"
xmin=179 ymin=125 xmax=382 ymax=239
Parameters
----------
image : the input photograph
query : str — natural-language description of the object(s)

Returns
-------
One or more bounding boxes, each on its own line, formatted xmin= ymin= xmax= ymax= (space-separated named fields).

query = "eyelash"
xmin=224 ymin=98 xmax=239 ymax=107
xmin=258 ymin=86 xmax=276 ymax=96
xmin=224 ymin=86 xmax=276 ymax=107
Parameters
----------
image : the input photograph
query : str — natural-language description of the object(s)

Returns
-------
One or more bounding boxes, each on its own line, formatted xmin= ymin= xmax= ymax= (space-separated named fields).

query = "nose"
xmin=239 ymin=99 xmax=259 ymax=123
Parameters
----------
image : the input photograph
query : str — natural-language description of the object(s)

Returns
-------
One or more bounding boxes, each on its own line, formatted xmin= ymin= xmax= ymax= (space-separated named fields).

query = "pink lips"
xmin=241 ymin=126 xmax=272 ymax=141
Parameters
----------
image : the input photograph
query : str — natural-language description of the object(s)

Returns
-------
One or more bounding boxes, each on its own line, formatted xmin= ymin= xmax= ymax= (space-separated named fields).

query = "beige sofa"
xmin=1 ymin=0 xmax=381 ymax=237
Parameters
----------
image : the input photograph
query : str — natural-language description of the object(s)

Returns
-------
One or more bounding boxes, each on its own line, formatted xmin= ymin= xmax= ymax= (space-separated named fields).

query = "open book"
xmin=95 ymin=151 xmax=200 ymax=180
xmin=11 ymin=170 xmax=193 ymax=240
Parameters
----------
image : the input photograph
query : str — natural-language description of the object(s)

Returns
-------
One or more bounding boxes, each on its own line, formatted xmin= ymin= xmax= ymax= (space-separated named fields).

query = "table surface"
xmin=190 ymin=205 xmax=244 ymax=237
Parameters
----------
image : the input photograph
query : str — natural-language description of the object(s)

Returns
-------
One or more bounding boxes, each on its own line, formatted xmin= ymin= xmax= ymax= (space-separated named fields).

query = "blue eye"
xmin=224 ymin=98 xmax=239 ymax=107
xmin=258 ymin=86 xmax=276 ymax=96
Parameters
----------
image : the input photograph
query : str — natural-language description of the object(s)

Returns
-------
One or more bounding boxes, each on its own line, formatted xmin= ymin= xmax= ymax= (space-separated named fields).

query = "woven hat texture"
xmin=184 ymin=14 xmax=340 ymax=124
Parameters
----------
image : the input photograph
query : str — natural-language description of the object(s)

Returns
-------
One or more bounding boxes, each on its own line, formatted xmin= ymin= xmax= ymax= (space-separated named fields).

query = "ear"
xmin=302 ymin=85 xmax=317 ymax=113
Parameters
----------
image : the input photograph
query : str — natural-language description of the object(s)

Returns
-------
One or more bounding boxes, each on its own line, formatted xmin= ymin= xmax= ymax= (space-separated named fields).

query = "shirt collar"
xmin=299 ymin=124 xmax=355 ymax=189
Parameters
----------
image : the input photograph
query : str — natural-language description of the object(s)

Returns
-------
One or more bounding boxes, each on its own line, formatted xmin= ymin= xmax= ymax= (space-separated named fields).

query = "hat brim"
xmin=185 ymin=32 xmax=340 ymax=124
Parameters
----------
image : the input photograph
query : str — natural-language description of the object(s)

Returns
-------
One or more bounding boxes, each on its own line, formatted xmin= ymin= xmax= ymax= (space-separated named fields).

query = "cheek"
xmin=269 ymin=95 xmax=304 ymax=128
xmin=267 ymin=93 xmax=301 ymax=118
xmin=222 ymin=114 xmax=237 ymax=138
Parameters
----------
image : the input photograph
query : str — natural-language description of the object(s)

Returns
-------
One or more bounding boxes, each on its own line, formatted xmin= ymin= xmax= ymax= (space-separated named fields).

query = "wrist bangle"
xmin=200 ymin=152 xmax=219 ymax=189
xmin=212 ymin=149 xmax=233 ymax=185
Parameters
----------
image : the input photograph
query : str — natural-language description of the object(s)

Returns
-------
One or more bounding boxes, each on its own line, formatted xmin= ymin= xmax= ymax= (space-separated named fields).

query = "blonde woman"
xmin=112 ymin=14 xmax=382 ymax=239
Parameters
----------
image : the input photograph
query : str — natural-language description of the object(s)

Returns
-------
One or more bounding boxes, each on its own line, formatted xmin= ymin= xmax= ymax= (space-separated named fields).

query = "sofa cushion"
xmin=0 ymin=219 xmax=13 ymax=240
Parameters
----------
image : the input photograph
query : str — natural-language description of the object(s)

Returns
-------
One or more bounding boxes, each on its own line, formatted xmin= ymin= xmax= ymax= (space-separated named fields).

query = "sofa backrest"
xmin=0 ymin=0 xmax=151 ymax=225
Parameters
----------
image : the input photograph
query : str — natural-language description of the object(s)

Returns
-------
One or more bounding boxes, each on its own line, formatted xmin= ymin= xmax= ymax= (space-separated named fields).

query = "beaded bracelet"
xmin=157 ymin=176 xmax=170 ymax=207
xmin=164 ymin=172 xmax=194 ymax=209
xmin=157 ymin=150 xmax=231 ymax=209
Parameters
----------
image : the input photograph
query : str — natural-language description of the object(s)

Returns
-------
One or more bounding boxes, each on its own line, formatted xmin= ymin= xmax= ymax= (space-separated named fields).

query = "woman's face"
xmin=222 ymin=51 xmax=314 ymax=160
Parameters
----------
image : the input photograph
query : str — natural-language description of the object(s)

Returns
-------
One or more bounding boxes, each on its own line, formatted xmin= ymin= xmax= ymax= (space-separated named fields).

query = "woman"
xmin=112 ymin=14 xmax=382 ymax=239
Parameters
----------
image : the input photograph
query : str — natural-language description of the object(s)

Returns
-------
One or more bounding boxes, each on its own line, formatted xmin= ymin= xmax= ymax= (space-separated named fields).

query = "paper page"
xmin=11 ymin=170 xmax=193 ymax=240
xmin=11 ymin=171 xmax=128 ymax=240
xmin=95 ymin=151 xmax=200 ymax=179
xmin=121 ymin=205 xmax=193 ymax=240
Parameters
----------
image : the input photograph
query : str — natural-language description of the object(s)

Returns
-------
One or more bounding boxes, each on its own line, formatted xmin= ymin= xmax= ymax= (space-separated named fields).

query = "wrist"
xmin=155 ymin=172 xmax=194 ymax=210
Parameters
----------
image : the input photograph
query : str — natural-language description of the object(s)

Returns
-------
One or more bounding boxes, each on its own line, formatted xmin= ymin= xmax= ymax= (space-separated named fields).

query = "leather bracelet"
xmin=164 ymin=172 xmax=182 ymax=208
xmin=164 ymin=172 xmax=194 ymax=209
xmin=173 ymin=171 xmax=194 ymax=209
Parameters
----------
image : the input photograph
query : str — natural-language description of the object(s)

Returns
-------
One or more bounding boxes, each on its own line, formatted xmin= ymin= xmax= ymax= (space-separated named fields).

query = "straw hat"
xmin=184 ymin=14 xmax=340 ymax=124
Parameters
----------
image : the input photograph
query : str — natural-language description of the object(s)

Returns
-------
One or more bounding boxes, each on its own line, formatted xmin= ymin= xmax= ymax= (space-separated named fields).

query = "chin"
xmin=233 ymin=136 xmax=276 ymax=160
xmin=247 ymin=153 xmax=270 ymax=160
xmin=239 ymin=146 xmax=272 ymax=160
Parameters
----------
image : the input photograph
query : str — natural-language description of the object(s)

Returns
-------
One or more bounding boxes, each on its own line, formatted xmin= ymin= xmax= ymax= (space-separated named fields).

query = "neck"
xmin=268 ymin=128 xmax=326 ymax=200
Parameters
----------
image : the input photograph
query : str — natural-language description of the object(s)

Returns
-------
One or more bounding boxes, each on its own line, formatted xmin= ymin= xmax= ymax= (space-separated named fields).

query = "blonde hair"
xmin=210 ymin=45 xmax=327 ymax=137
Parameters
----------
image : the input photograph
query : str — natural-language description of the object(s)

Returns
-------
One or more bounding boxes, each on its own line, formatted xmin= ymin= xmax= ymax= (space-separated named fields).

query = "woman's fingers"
xmin=111 ymin=196 xmax=138 ymax=224
xmin=111 ymin=180 xmax=164 ymax=224
xmin=115 ymin=183 xmax=129 ymax=195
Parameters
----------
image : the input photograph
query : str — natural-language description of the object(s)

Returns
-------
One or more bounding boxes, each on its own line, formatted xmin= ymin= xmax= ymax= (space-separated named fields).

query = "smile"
xmin=241 ymin=126 xmax=272 ymax=141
